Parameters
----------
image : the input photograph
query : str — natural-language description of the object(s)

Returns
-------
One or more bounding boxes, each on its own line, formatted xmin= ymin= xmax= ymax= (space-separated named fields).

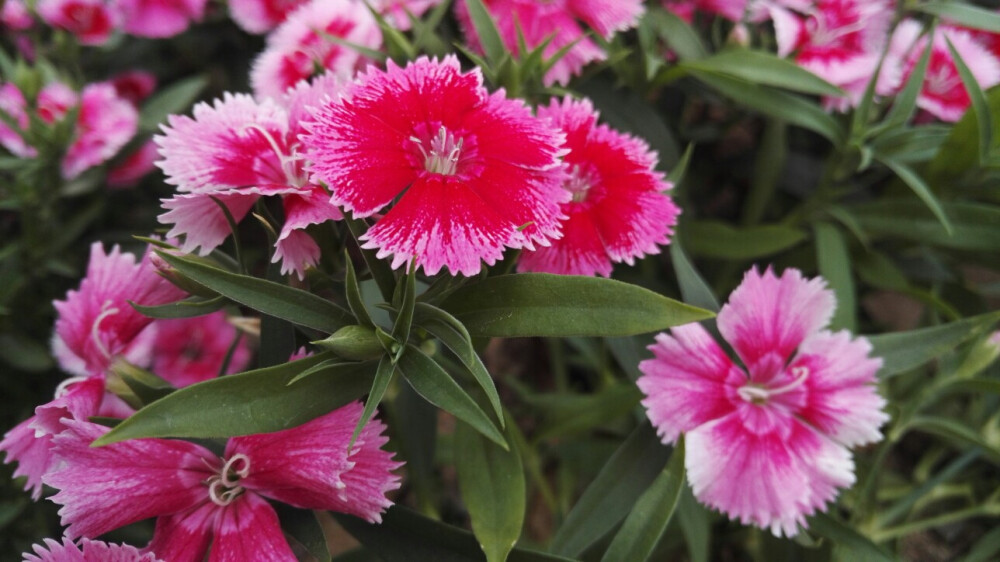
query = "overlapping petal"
xmin=23 ymin=537 xmax=162 ymax=562
xmin=208 ymin=494 xmax=297 ymax=562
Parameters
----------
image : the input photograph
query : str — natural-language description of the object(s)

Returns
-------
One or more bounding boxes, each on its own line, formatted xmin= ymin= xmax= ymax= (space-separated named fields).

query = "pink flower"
xmin=771 ymin=0 xmax=898 ymax=111
xmin=0 ymin=376 xmax=131 ymax=500
xmin=36 ymin=0 xmax=119 ymax=46
xmin=518 ymin=97 xmax=679 ymax=277
xmin=887 ymin=20 xmax=1000 ymax=122
xmin=107 ymin=140 xmax=159 ymax=188
xmin=2 ymin=0 xmax=34 ymax=31
xmin=62 ymin=83 xmax=139 ymax=179
xmin=116 ymin=0 xmax=206 ymax=38
xmin=45 ymin=402 xmax=401 ymax=560
xmin=304 ymin=55 xmax=569 ymax=275
xmin=637 ymin=267 xmax=888 ymax=536
xmin=52 ymin=242 xmax=185 ymax=377
xmin=0 ymin=83 xmax=35 ymax=158
xmin=150 ymin=312 xmax=253 ymax=387
xmin=37 ymin=82 xmax=79 ymax=124
xmin=249 ymin=0 xmax=381 ymax=100
xmin=24 ymin=537 xmax=161 ymax=562
xmin=456 ymin=0 xmax=644 ymax=86
xmin=156 ymin=74 xmax=346 ymax=279
xmin=369 ymin=0 xmax=442 ymax=31
xmin=228 ymin=0 xmax=309 ymax=34
xmin=109 ymin=70 xmax=157 ymax=106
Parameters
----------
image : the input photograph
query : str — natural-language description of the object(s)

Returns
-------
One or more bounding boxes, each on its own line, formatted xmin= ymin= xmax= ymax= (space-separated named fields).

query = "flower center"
xmin=243 ymin=124 xmax=305 ymax=188
xmin=565 ymin=163 xmax=598 ymax=203
xmin=737 ymin=366 xmax=810 ymax=404
xmin=205 ymin=453 xmax=250 ymax=506
xmin=412 ymin=126 xmax=463 ymax=176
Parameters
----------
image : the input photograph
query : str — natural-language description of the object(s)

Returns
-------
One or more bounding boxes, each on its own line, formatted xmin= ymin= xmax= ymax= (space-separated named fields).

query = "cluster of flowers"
xmin=0 ymin=72 xmax=154 ymax=182
xmin=665 ymin=0 xmax=1000 ymax=121
xmin=1 ymin=242 xmax=402 ymax=560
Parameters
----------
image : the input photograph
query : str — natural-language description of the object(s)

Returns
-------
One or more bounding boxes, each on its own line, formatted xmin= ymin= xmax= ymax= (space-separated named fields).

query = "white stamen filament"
xmin=55 ymin=376 xmax=90 ymax=398
xmin=737 ymin=366 xmax=810 ymax=403
xmin=90 ymin=301 xmax=120 ymax=361
xmin=243 ymin=124 xmax=303 ymax=187
xmin=205 ymin=453 xmax=251 ymax=506
xmin=412 ymin=126 xmax=463 ymax=176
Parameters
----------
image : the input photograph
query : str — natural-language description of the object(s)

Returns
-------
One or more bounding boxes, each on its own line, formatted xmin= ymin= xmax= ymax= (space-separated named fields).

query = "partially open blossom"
xmin=36 ymin=0 xmax=119 ymax=46
xmin=52 ymin=242 xmax=185 ymax=378
xmin=0 ymin=83 xmax=35 ymax=158
xmin=24 ymin=537 xmax=161 ymax=562
xmin=116 ymin=0 xmax=206 ymax=38
xmin=887 ymin=20 xmax=1000 ymax=122
xmin=637 ymin=267 xmax=887 ymax=536
xmin=304 ymin=55 xmax=569 ymax=276
xmin=772 ymin=0 xmax=898 ymax=111
xmin=62 ymin=83 xmax=139 ymax=179
xmin=456 ymin=0 xmax=644 ymax=86
xmin=157 ymin=73 xmax=346 ymax=279
xmin=519 ymin=97 xmax=678 ymax=277
xmin=249 ymin=0 xmax=380 ymax=100
xmin=45 ymin=402 xmax=401 ymax=561
xmin=228 ymin=0 xmax=309 ymax=34
xmin=150 ymin=311 xmax=253 ymax=387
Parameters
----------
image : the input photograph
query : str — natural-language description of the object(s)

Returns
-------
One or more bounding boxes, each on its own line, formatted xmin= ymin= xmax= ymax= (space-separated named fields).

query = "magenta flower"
xmin=62 ymin=83 xmax=139 ymax=180
xmin=44 ymin=402 xmax=401 ymax=561
xmin=518 ymin=97 xmax=679 ymax=277
xmin=52 ymin=242 xmax=185 ymax=378
xmin=107 ymin=140 xmax=159 ymax=188
xmin=116 ymin=0 xmax=207 ymax=38
xmin=24 ymin=537 xmax=161 ymax=562
xmin=36 ymin=82 xmax=78 ymax=124
xmin=772 ymin=0 xmax=898 ymax=111
xmin=304 ymin=55 xmax=569 ymax=275
xmin=887 ymin=20 xmax=1000 ymax=122
xmin=150 ymin=311 xmax=253 ymax=387
xmin=156 ymin=75 xmax=346 ymax=279
xmin=2 ymin=0 xmax=33 ymax=31
xmin=0 ymin=83 xmax=34 ymax=158
xmin=249 ymin=0 xmax=381 ymax=100
xmin=456 ymin=0 xmax=644 ymax=86
xmin=637 ymin=267 xmax=888 ymax=536
xmin=109 ymin=70 xmax=157 ymax=106
xmin=228 ymin=0 xmax=309 ymax=34
xmin=36 ymin=0 xmax=119 ymax=46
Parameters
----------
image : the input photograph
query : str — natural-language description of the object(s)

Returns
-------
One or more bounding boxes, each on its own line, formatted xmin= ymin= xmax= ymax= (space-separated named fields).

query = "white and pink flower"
xmin=519 ymin=97 xmax=678 ymax=277
xmin=228 ymin=0 xmax=309 ymax=34
xmin=24 ymin=537 xmax=161 ymax=562
xmin=150 ymin=311 xmax=253 ymax=387
xmin=36 ymin=0 xmax=119 ymax=46
xmin=304 ymin=55 xmax=569 ymax=276
xmin=62 ymin=83 xmax=139 ymax=180
xmin=637 ymin=267 xmax=888 ymax=536
xmin=0 ymin=83 xmax=35 ymax=158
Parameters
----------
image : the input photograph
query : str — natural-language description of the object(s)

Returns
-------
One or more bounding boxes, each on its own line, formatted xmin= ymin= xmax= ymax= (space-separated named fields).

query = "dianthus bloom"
xmin=637 ymin=267 xmax=888 ymax=536
xmin=772 ymin=0 xmax=898 ymax=111
xmin=24 ymin=537 xmax=160 ymax=562
xmin=157 ymin=73 xmax=346 ymax=278
xmin=36 ymin=0 xmax=119 ymax=46
xmin=456 ymin=0 xmax=644 ymax=86
xmin=0 ymin=83 xmax=34 ymax=158
xmin=150 ymin=311 xmax=253 ymax=387
xmin=116 ymin=0 xmax=206 ymax=38
xmin=887 ymin=20 xmax=1000 ymax=122
xmin=45 ymin=402 xmax=401 ymax=561
xmin=249 ymin=0 xmax=380 ymax=99
xmin=518 ymin=97 xmax=678 ymax=277
xmin=62 ymin=83 xmax=139 ymax=179
xmin=228 ymin=0 xmax=309 ymax=33
xmin=304 ymin=55 xmax=569 ymax=275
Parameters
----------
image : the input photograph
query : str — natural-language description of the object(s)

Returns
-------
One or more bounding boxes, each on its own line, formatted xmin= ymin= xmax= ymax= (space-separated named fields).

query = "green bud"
xmin=314 ymin=325 xmax=385 ymax=360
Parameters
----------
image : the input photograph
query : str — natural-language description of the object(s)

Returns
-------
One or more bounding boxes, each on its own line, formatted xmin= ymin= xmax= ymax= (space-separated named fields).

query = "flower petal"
xmin=209 ymin=494 xmax=296 ymax=562
xmin=144 ymin=502 xmax=217 ymax=562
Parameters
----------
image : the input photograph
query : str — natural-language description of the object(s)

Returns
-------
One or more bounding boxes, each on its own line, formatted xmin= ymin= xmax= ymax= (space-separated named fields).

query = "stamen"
xmin=242 ymin=124 xmax=302 ymax=187
xmin=55 ymin=376 xmax=90 ymax=398
xmin=90 ymin=301 xmax=120 ymax=361
xmin=205 ymin=454 xmax=251 ymax=506
xmin=737 ymin=366 xmax=810 ymax=403
xmin=412 ymin=126 xmax=463 ymax=176
xmin=221 ymin=453 xmax=251 ymax=486
xmin=565 ymin=164 xmax=595 ymax=203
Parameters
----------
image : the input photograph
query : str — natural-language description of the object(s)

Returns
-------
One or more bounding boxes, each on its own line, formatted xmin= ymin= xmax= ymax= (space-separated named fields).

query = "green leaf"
xmin=916 ymin=3 xmax=1000 ymax=33
xmin=275 ymin=506 xmax=331 ymax=562
xmin=550 ymin=423 xmax=672 ymax=557
xmin=352 ymin=355 xmax=396 ymax=447
xmin=439 ymin=274 xmax=713 ymax=338
xmin=531 ymin=384 xmax=642 ymax=442
xmin=963 ymin=525 xmax=1000 ymax=562
xmin=463 ymin=0 xmax=505 ymax=63
xmin=688 ymin=70 xmax=845 ymax=143
xmin=685 ymin=220 xmax=807 ymax=260
xmin=397 ymin=345 xmax=506 ymax=448
xmin=138 ymin=76 xmax=208 ymax=132
xmin=669 ymin=238 xmax=720 ymax=312
xmin=882 ymin=27 xmax=935 ymax=131
xmin=906 ymin=416 xmax=1000 ymax=463
xmin=156 ymin=251 xmax=353 ymax=334
xmin=744 ymin=120 xmax=786 ymax=225
xmin=807 ymin=513 xmax=894 ymax=562
xmin=93 ymin=353 xmax=376 ymax=445
xmin=926 ymin=86 xmax=1000 ymax=185
xmin=945 ymin=38 xmax=993 ymax=165
xmin=335 ymin=506 xmax=574 ymax=562
xmin=941 ymin=378 xmax=1000 ymax=397
xmin=647 ymin=8 xmax=707 ymax=61
xmin=345 ymin=214 xmax=397 ymax=301
xmin=456 ymin=415 xmax=526 ymax=562
xmin=677 ymin=488 xmax=712 ymax=562
xmin=850 ymin=200 xmax=1000 ymax=251
xmin=814 ymin=223 xmax=856 ymax=332
xmin=601 ymin=438 xmax=686 ymax=562
xmin=129 ymin=296 xmax=226 ymax=319
xmin=391 ymin=268 xmax=417 ymax=347
xmin=259 ymin=259 xmax=297 ymax=368
xmin=875 ymin=157 xmax=953 ymax=234
xmin=868 ymin=311 xmax=1000 ymax=377
xmin=415 ymin=303 xmax=503 ymax=423
xmin=345 ymin=254 xmax=374 ymax=328
xmin=870 ymin=125 xmax=951 ymax=164
xmin=684 ymin=49 xmax=843 ymax=96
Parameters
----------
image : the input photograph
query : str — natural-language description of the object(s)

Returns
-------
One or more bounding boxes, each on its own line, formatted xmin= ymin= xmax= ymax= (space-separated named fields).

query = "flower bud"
xmin=314 ymin=325 xmax=385 ymax=360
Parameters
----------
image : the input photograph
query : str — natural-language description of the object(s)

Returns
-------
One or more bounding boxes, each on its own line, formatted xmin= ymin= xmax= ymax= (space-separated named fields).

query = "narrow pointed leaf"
xmin=276 ymin=506 xmax=331 ymax=562
xmin=906 ymin=416 xmax=1000 ymax=463
xmin=397 ymin=345 xmax=506 ymax=448
xmin=352 ymin=355 xmax=396 ymax=446
xmin=415 ymin=303 xmax=503 ymax=423
xmin=685 ymin=220 xmax=807 ymax=259
xmin=129 ymin=296 xmax=226 ymax=319
xmin=945 ymin=38 xmax=992 ymax=165
xmin=850 ymin=200 xmax=1000 ymax=251
xmin=345 ymin=254 xmax=374 ymax=328
xmin=602 ymin=438 xmax=686 ymax=562
xmin=648 ymin=8 xmax=707 ymax=61
xmin=550 ymin=423 xmax=672 ymax=557
xmin=138 ymin=75 xmax=207 ymax=132
xmin=807 ymin=514 xmax=894 ymax=562
xmin=392 ymin=269 xmax=417 ymax=344
xmin=814 ymin=223 xmax=856 ymax=331
xmin=156 ymin=251 xmax=353 ymax=333
xmin=869 ymin=311 xmax=1000 ymax=377
xmin=876 ymin=157 xmax=952 ymax=234
xmin=456 ymin=415 xmax=526 ymax=562
xmin=93 ymin=353 xmax=376 ymax=445
xmin=464 ymin=0 xmax=505 ymax=63
xmin=916 ymin=3 xmax=1000 ymax=33
xmin=684 ymin=50 xmax=843 ymax=96
xmin=883 ymin=30 xmax=934 ymax=129
xmin=670 ymin=237 xmax=720 ymax=312
xmin=439 ymin=274 xmax=713 ymax=338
